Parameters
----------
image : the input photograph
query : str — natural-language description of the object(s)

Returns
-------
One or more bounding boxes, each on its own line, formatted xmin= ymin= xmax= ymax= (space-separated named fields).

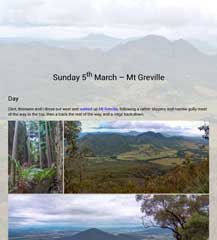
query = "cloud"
xmin=0 ymin=0 xmax=217 ymax=42
xmin=9 ymin=195 xmax=142 ymax=229
xmin=81 ymin=121 xmax=204 ymax=136
xmin=0 ymin=0 xmax=216 ymax=28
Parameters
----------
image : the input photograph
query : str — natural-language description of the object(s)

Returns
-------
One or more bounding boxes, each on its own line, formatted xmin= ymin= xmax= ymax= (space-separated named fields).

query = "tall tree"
xmin=64 ymin=121 xmax=81 ymax=168
xmin=48 ymin=121 xmax=55 ymax=162
xmin=45 ymin=122 xmax=52 ymax=167
xmin=198 ymin=123 xmax=209 ymax=140
xmin=27 ymin=134 xmax=31 ymax=166
xmin=64 ymin=121 xmax=81 ymax=192
xmin=11 ymin=121 xmax=19 ymax=186
xmin=54 ymin=121 xmax=63 ymax=192
xmin=38 ymin=121 xmax=42 ymax=168
xmin=136 ymin=195 xmax=209 ymax=240
xmin=77 ymin=144 xmax=93 ymax=189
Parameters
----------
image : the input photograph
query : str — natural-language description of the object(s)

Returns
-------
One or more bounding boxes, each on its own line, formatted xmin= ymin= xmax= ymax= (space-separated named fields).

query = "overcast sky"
xmin=81 ymin=121 xmax=204 ymax=136
xmin=9 ymin=195 xmax=142 ymax=230
xmin=0 ymin=0 xmax=217 ymax=43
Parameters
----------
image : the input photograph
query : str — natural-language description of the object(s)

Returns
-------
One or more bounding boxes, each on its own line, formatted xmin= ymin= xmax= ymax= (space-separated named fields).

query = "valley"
xmin=9 ymin=228 xmax=174 ymax=240
xmin=64 ymin=122 xmax=209 ymax=193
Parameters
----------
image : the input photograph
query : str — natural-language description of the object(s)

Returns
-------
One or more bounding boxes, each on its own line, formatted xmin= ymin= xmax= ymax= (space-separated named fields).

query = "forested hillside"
xmin=8 ymin=121 xmax=63 ymax=193
xmin=79 ymin=132 xmax=207 ymax=156
xmin=64 ymin=122 xmax=209 ymax=193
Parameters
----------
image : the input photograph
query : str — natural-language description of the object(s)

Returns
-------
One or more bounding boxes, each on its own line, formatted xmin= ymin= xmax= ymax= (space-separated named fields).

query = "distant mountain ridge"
xmin=79 ymin=131 xmax=205 ymax=156
xmin=1 ymin=34 xmax=217 ymax=110
xmin=0 ymin=34 xmax=216 ymax=54
xmin=2 ymin=34 xmax=215 ymax=86
xmin=0 ymin=34 xmax=128 ymax=51
xmin=68 ymin=228 xmax=141 ymax=240
xmin=9 ymin=227 xmax=174 ymax=240
xmin=110 ymin=35 xmax=201 ymax=55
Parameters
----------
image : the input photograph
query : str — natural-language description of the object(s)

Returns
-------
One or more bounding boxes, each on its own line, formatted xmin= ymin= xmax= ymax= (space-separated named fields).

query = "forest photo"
xmin=64 ymin=121 xmax=209 ymax=193
xmin=8 ymin=121 xmax=63 ymax=193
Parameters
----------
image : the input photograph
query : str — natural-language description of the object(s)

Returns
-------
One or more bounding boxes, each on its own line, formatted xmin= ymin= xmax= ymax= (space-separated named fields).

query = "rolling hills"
xmin=79 ymin=131 xmax=207 ymax=156
xmin=65 ymin=131 xmax=209 ymax=193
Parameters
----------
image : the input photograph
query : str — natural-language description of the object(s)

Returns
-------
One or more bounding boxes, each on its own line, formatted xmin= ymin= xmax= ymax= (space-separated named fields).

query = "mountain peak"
xmin=71 ymin=228 xmax=117 ymax=240
xmin=142 ymin=34 xmax=170 ymax=42
xmin=71 ymin=228 xmax=138 ymax=240
xmin=174 ymin=38 xmax=193 ymax=45
xmin=139 ymin=131 xmax=164 ymax=137
xmin=109 ymin=34 xmax=204 ymax=58
xmin=84 ymin=228 xmax=103 ymax=232
xmin=172 ymin=38 xmax=202 ymax=55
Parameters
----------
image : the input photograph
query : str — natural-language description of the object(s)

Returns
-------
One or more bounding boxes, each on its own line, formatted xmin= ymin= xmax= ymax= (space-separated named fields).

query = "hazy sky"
xmin=0 ymin=0 xmax=217 ymax=43
xmin=9 ymin=195 xmax=142 ymax=230
xmin=80 ymin=121 xmax=204 ymax=136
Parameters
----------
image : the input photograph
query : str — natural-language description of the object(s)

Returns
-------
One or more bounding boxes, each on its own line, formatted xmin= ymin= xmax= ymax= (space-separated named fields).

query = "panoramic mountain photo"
xmin=64 ymin=121 xmax=209 ymax=193
xmin=8 ymin=194 xmax=209 ymax=240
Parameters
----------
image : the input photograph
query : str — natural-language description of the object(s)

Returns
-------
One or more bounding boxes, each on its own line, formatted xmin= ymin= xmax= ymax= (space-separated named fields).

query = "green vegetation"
xmin=64 ymin=122 xmax=209 ymax=193
xmin=136 ymin=195 xmax=209 ymax=240
xmin=8 ymin=121 xmax=63 ymax=193
xmin=117 ymin=144 xmax=177 ymax=161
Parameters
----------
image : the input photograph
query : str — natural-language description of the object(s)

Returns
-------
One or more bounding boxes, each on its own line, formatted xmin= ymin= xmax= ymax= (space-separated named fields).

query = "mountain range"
xmin=0 ymin=34 xmax=130 ymax=51
xmin=1 ymin=35 xmax=216 ymax=88
xmin=1 ymin=34 xmax=217 ymax=54
xmin=9 ymin=228 xmax=174 ymax=240
xmin=1 ymin=34 xmax=217 ymax=114
xmin=79 ymin=131 xmax=206 ymax=156
xmin=69 ymin=228 xmax=139 ymax=240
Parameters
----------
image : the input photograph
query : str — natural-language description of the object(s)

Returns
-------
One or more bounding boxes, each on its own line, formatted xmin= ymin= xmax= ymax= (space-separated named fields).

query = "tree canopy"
xmin=136 ymin=195 xmax=209 ymax=240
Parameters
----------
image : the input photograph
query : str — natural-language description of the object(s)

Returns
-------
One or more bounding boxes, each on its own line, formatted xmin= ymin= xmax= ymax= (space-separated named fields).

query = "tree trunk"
xmin=78 ymin=152 xmax=86 ymax=192
xmin=54 ymin=121 xmax=63 ymax=192
xmin=27 ymin=137 xmax=31 ymax=166
xmin=11 ymin=121 xmax=19 ymax=187
xmin=38 ymin=121 xmax=42 ymax=168
xmin=26 ymin=122 xmax=32 ymax=166
xmin=49 ymin=122 xmax=55 ymax=160
xmin=45 ymin=122 xmax=52 ymax=167
xmin=174 ymin=229 xmax=183 ymax=240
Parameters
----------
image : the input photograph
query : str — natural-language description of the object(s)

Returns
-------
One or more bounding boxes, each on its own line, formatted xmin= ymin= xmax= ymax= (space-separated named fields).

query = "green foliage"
xmin=14 ymin=159 xmax=22 ymax=174
xmin=79 ymin=132 xmax=208 ymax=156
xmin=136 ymin=195 xmax=209 ymax=240
xmin=198 ymin=124 xmax=209 ymax=140
xmin=9 ymin=120 xmax=63 ymax=193
xmin=65 ymin=121 xmax=81 ymax=155
xmin=13 ymin=159 xmax=56 ymax=182
xmin=22 ymin=167 xmax=56 ymax=182
xmin=117 ymin=144 xmax=177 ymax=161
xmin=179 ymin=213 xmax=209 ymax=240
xmin=65 ymin=154 xmax=209 ymax=193
xmin=64 ymin=126 xmax=209 ymax=193
xmin=143 ymin=159 xmax=209 ymax=193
